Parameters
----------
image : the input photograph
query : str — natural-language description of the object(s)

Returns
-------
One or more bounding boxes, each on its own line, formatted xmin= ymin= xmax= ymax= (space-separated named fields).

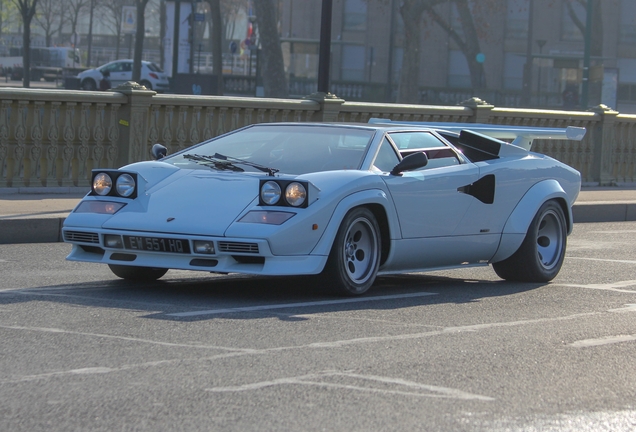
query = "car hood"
xmin=102 ymin=169 xmax=259 ymax=236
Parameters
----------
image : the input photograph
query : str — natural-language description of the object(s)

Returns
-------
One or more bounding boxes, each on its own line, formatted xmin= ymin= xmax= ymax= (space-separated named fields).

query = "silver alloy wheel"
xmin=341 ymin=216 xmax=379 ymax=285
xmin=536 ymin=208 xmax=564 ymax=270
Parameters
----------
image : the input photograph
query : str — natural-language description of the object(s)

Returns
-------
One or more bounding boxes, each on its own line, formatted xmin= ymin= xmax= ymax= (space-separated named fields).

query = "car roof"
xmin=245 ymin=121 xmax=442 ymax=134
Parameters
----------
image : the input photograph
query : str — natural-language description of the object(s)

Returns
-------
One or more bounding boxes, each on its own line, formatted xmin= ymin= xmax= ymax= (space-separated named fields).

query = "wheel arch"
xmin=310 ymin=189 xmax=398 ymax=264
xmin=492 ymin=179 xmax=572 ymax=263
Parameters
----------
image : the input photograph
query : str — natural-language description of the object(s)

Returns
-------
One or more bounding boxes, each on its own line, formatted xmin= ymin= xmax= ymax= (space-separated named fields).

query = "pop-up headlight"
xmin=259 ymin=179 xmax=316 ymax=208
xmin=90 ymin=170 xmax=138 ymax=198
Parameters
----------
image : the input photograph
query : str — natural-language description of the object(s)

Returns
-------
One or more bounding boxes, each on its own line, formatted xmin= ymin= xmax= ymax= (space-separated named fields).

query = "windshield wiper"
xmin=212 ymin=153 xmax=279 ymax=176
xmin=183 ymin=154 xmax=244 ymax=172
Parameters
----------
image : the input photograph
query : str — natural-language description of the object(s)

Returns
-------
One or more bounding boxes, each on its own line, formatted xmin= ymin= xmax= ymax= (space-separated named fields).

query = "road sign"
xmin=122 ymin=6 xmax=137 ymax=34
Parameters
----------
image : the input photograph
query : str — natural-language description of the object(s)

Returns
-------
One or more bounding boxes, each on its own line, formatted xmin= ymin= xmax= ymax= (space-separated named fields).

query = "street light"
xmin=536 ymin=39 xmax=546 ymax=106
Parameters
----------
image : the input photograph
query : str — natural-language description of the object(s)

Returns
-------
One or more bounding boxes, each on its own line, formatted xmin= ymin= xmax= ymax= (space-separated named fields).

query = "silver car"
xmin=77 ymin=59 xmax=170 ymax=92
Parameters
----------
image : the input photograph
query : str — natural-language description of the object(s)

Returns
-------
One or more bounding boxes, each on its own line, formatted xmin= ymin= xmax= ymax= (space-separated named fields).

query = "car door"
xmin=380 ymin=132 xmax=480 ymax=239
xmin=109 ymin=61 xmax=131 ymax=87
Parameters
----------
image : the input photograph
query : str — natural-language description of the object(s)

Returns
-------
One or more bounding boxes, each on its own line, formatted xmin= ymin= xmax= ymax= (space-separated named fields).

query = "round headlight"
xmin=260 ymin=181 xmax=281 ymax=205
xmin=116 ymin=174 xmax=136 ymax=197
xmin=93 ymin=172 xmax=112 ymax=196
xmin=285 ymin=182 xmax=307 ymax=207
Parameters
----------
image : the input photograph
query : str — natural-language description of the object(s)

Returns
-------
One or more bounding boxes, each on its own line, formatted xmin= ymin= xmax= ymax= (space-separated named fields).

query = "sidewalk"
xmin=1 ymin=187 xmax=635 ymax=244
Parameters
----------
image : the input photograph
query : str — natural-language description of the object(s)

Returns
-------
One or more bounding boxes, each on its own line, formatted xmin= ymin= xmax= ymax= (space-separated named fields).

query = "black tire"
xmin=493 ymin=200 xmax=567 ymax=282
xmin=140 ymin=80 xmax=153 ymax=90
xmin=108 ymin=264 xmax=168 ymax=281
xmin=321 ymin=207 xmax=381 ymax=296
xmin=81 ymin=79 xmax=97 ymax=91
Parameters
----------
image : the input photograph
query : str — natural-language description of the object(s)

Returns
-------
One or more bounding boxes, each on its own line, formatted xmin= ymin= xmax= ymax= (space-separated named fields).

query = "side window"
xmin=389 ymin=132 xmax=446 ymax=150
xmin=372 ymin=138 xmax=400 ymax=172
xmin=390 ymin=131 xmax=462 ymax=170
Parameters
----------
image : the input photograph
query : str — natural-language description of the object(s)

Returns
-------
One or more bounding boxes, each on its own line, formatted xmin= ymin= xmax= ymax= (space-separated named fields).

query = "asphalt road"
xmin=1 ymin=222 xmax=636 ymax=431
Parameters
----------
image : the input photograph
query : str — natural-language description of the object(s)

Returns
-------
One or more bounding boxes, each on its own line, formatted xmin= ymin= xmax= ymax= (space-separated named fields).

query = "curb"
xmin=1 ymin=202 xmax=635 ymax=245
xmin=0 ymin=218 xmax=66 ymax=244
xmin=572 ymin=202 xmax=636 ymax=223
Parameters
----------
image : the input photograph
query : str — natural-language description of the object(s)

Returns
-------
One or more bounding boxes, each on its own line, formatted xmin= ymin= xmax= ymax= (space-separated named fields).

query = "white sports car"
xmin=63 ymin=121 xmax=585 ymax=295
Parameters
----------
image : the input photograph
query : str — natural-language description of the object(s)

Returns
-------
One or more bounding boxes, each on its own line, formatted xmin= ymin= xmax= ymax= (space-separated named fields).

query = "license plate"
xmin=123 ymin=235 xmax=191 ymax=254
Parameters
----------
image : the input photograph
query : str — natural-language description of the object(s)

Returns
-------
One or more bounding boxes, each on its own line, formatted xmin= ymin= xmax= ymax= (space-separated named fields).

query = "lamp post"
xmin=581 ymin=0 xmax=593 ymax=109
xmin=536 ymin=39 xmax=546 ymax=106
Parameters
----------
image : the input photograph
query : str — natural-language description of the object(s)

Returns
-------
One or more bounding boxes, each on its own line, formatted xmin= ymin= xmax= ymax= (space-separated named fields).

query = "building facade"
xmin=279 ymin=0 xmax=636 ymax=111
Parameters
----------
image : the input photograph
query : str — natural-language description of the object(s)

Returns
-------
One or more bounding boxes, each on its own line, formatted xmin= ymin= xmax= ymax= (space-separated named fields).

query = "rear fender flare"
xmin=492 ymin=179 xmax=572 ymax=263
xmin=310 ymin=189 xmax=399 ymax=257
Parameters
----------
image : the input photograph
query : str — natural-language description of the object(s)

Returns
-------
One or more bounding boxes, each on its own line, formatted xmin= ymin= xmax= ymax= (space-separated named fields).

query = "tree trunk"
xmin=22 ymin=18 xmax=31 ymax=88
xmin=454 ymin=0 xmax=486 ymax=89
xmin=397 ymin=0 xmax=425 ymax=104
xmin=208 ymin=0 xmax=224 ymax=95
xmin=133 ymin=0 xmax=149 ymax=83
xmin=252 ymin=0 xmax=288 ymax=98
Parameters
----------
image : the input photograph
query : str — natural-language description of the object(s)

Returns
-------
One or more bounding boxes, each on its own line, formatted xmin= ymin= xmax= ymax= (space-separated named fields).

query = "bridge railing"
xmin=0 ymin=83 xmax=634 ymax=191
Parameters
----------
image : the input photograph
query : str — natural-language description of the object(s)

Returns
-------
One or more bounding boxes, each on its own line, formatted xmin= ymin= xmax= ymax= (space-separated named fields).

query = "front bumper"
xmin=63 ymin=227 xmax=328 ymax=276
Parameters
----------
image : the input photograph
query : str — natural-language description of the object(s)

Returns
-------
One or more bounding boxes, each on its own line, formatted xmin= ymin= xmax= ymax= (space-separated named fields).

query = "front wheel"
xmin=321 ymin=207 xmax=381 ymax=296
xmin=81 ymin=79 xmax=96 ymax=91
xmin=108 ymin=264 xmax=168 ymax=281
xmin=493 ymin=200 xmax=567 ymax=282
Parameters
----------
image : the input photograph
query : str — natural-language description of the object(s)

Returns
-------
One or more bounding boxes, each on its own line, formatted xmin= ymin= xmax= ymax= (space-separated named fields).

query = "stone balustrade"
xmin=0 ymin=82 xmax=634 ymax=191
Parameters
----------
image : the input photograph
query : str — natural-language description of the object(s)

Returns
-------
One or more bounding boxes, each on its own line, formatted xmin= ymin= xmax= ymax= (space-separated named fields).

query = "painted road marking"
xmin=570 ymin=334 xmax=636 ymax=348
xmin=166 ymin=292 xmax=438 ymax=317
xmin=558 ymin=279 xmax=636 ymax=293
xmin=566 ymin=257 xmax=636 ymax=265
xmin=206 ymin=371 xmax=494 ymax=401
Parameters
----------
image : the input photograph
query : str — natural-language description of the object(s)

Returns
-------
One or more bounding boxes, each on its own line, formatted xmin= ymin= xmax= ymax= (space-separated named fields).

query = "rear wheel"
xmin=108 ymin=264 xmax=168 ymax=281
xmin=140 ymin=80 xmax=153 ymax=90
xmin=493 ymin=200 xmax=566 ymax=282
xmin=321 ymin=207 xmax=380 ymax=296
xmin=81 ymin=79 xmax=96 ymax=91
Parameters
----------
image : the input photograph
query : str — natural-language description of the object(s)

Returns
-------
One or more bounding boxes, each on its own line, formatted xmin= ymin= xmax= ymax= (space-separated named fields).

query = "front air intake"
xmin=218 ymin=242 xmax=259 ymax=254
xmin=64 ymin=231 xmax=99 ymax=244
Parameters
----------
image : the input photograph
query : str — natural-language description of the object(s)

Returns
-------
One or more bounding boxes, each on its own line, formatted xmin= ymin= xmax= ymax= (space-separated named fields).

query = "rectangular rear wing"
xmin=368 ymin=118 xmax=586 ymax=151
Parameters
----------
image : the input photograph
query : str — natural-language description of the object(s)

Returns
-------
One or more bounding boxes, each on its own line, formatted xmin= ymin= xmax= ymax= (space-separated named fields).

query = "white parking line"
xmin=557 ymin=280 xmax=636 ymax=293
xmin=566 ymin=257 xmax=636 ymax=265
xmin=166 ymin=292 xmax=438 ymax=317
xmin=206 ymin=371 xmax=495 ymax=401
xmin=570 ymin=334 xmax=636 ymax=348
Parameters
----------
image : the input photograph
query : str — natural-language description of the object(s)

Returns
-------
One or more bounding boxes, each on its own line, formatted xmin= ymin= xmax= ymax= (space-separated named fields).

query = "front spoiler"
xmin=63 ymin=227 xmax=328 ymax=276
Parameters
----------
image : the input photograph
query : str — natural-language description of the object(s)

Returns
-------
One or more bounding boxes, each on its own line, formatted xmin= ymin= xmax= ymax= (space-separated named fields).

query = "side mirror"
xmin=151 ymin=143 xmax=168 ymax=160
xmin=390 ymin=152 xmax=428 ymax=176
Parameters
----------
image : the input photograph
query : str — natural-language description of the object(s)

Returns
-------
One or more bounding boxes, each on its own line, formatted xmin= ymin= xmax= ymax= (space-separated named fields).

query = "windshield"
xmin=167 ymin=124 xmax=374 ymax=175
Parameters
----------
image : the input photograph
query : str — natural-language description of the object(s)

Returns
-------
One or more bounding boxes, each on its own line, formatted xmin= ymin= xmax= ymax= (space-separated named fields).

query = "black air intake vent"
xmin=64 ymin=231 xmax=99 ymax=244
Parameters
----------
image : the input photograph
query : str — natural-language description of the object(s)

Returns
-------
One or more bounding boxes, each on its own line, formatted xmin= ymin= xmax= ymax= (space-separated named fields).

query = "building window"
xmin=561 ymin=0 xmax=585 ymax=41
xmin=503 ymin=52 xmax=524 ymax=90
xmin=343 ymin=0 xmax=367 ymax=31
xmin=505 ymin=0 xmax=529 ymax=40
xmin=448 ymin=50 xmax=471 ymax=88
xmin=618 ymin=59 xmax=636 ymax=102
xmin=619 ymin=0 xmax=636 ymax=44
xmin=341 ymin=45 xmax=365 ymax=81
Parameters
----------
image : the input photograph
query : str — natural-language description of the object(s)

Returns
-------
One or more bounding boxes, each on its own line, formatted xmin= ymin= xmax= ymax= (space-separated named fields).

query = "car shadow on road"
xmin=0 ymin=272 xmax=545 ymax=322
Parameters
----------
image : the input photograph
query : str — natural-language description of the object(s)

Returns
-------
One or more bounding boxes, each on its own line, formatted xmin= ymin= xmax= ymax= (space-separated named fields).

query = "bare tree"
xmin=66 ymin=0 xmax=90 ymax=37
xmin=99 ymin=0 xmax=134 ymax=60
xmin=397 ymin=0 xmax=498 ymax=104
xmin=252 ymin=0 xmax=287 ymax=98
xmin=12 ymin=0 xmax=38 ymax=88
xmin=33 ymin=0 xmax=66 ymax=46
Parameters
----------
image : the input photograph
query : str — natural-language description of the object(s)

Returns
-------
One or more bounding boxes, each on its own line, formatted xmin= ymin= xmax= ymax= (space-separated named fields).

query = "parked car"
xmin=77 ymin=59 xmax=170 ymax=92
xmin=62 ymin=121 xmax=585 ymax=295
